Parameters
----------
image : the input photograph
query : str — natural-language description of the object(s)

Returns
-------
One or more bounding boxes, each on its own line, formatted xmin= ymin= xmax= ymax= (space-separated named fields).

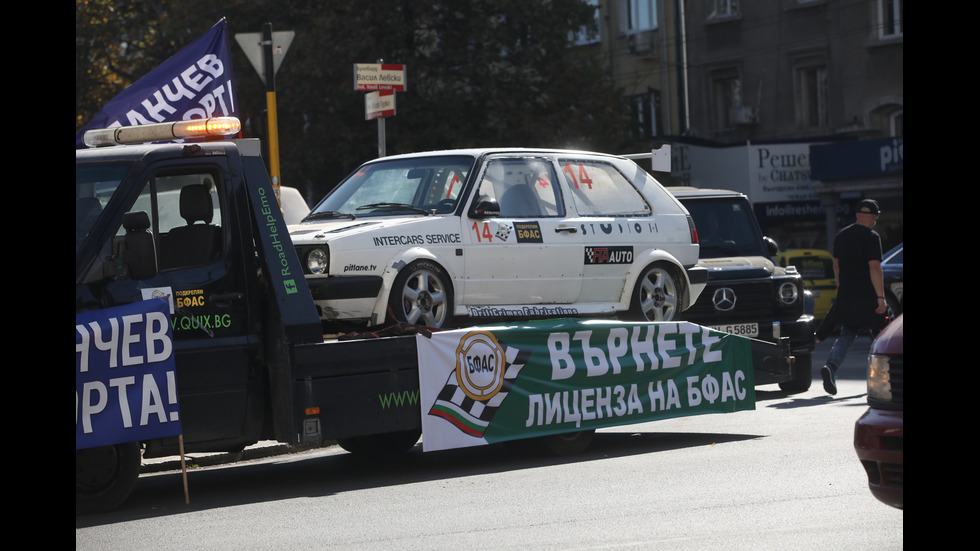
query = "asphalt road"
xmin=77 ymin=332 xmax=901 ymax=550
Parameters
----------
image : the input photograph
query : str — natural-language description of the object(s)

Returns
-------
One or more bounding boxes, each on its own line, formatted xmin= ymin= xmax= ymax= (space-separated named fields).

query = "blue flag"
xmin=76 ymin=18 xmax=237 ymax=148
xmin=76 ymin=298 xmax=181 ymax=450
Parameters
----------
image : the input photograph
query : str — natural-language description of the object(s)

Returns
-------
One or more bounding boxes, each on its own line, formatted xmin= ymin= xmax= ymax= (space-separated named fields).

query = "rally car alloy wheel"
xmin=627 ymin=263 xmax=681 ymax=322
xmin=388 ymin=260 xmax=454 ymax=329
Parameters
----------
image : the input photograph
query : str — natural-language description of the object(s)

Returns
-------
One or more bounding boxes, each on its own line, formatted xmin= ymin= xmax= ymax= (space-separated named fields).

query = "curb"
xmin=140 ymin=441 xmax=332 ymax=474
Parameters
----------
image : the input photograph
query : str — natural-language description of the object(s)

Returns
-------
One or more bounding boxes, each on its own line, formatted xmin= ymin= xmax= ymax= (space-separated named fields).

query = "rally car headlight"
xmin=304 ymin=247 xmax=329 ymax=275
xmin=777 ymin=281 xmax=799 ymax=305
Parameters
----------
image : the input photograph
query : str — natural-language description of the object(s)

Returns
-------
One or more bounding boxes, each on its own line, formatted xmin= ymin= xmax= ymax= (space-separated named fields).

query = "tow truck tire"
xmin=388 ymin=260 xmax=454 ymax=329
xmin=537 ymin=429 xmax=596 ymax=456
xmin=625 ymin=263 xmax=681 ymax=322
xmin=76 ymin=442 xmax=141 ymax=515
xmin=336 ymin=429 xmax=421 ymax=456
xmin=779 ymin=352 xmax=813 ymax=393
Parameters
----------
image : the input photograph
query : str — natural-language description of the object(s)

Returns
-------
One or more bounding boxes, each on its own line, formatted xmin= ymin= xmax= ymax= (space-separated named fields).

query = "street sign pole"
xmin=376 ymin=59 xmax=385 ymax=157
xmin=378 ymin=115 xmax=386 ymax=157
xmin=262 ymin=23 xmax=282 ymax=197
xmin=236 ymin=24 xmax=294 ymax=202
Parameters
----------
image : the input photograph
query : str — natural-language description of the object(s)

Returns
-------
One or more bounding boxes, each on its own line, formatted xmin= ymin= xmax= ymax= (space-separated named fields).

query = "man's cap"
xmin=856 ymin=199 xmax=880 ymax=215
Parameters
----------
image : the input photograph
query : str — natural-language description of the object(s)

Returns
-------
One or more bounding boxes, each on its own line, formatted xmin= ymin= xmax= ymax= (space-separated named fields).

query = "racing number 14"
xmin=471 ymin=221 xmax=494 ymax=243
xmin=563 ymin=163 xmax=593 ymax=189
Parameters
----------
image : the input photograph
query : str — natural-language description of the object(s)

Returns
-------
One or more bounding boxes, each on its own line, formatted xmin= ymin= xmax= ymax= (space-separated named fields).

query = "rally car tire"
xmin=625 ymin=263 xmax=681 ymax=322
xmin=76 ymin=441 xmax=141 ymax=515
xmin=388 ymin=260 xmax=454 ymax=329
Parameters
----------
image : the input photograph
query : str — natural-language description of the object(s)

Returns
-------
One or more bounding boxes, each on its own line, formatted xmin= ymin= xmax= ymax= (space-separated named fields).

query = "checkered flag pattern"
xmin=427 ymin=345 xmax=530 ymax=438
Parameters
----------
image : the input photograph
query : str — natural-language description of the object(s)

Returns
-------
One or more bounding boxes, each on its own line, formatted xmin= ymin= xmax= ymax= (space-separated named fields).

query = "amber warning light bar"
xmin=82 ymin=116 xmax=242 ymax=148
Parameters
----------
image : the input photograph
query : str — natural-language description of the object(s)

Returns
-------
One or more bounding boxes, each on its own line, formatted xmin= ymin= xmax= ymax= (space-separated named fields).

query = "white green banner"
xmin=417 ymin=318 xmax=755 ymax=452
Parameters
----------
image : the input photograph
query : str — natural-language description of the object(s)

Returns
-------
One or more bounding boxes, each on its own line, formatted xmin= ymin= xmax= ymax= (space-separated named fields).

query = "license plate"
xmin=708 ymin=323 xmax=759 ymax=337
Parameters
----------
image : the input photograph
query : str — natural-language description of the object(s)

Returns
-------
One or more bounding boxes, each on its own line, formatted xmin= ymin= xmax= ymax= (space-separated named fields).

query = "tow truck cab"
xmin=76 ymin=118 xmax=323 ymax=458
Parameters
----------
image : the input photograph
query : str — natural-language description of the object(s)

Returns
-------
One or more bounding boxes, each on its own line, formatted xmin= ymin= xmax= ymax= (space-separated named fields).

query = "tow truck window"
xmin=119 ymin=172 xmax=224 ymax=270
xmin=76 ymin=164 xmax=129 ymax=254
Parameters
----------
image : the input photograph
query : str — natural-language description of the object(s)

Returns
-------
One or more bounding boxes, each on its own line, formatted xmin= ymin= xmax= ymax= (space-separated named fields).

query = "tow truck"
xmin=75 ymin=118 xmax=791 ymax=514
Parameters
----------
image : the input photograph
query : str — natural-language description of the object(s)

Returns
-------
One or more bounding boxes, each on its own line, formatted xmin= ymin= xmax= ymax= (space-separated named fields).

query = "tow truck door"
xmin=84 ymin=154 xmax=261 ymax=446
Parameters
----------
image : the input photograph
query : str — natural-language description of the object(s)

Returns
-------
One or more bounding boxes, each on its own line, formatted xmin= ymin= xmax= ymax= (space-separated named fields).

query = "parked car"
xmin=290 ymin=148 xmax=707 ymax=329
xmin=280 ymin=186 xmax=311 ymax=225
xmin=854 ymin=313 xmax=903 ymax=509
xmin=775 ymin=249 xmax=837 ymax=321
xmin=881 ymin=242 xmax=903 ymax=318
xmin=667 ymin=187 xmax=815 ymax=393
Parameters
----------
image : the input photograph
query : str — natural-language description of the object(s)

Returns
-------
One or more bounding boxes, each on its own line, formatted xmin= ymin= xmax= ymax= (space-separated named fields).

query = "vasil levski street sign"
xmin=354 ymin=63 xmax=406 ymax=91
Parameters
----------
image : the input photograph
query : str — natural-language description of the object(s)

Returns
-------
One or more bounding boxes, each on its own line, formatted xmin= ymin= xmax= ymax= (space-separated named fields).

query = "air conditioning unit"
xmin=627 ymin=32 xmax=654 ymax=57
xmin=729 ymin=105 xmax=757 ymax=125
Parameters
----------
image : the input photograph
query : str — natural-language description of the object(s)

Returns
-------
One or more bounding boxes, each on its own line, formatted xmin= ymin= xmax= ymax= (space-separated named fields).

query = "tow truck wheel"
xmin=336 ymin=429 xmax=422 ymax=456
xmin=76 ymin=442 xmax=141 ymax=515
xmin=537 ymin=429 xmax=596 ymax=456
xmin=388 ymin=260 xmax=454 ymax=329
xmin=625 ymin=263 xmax=681 ymax=322
xmin=506 ymin=430 xmax=596 ymax=456
xmin=779 ymin=352 xmax=813 ymax=393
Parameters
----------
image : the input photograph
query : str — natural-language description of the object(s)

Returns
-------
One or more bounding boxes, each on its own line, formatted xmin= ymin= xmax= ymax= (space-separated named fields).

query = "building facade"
xmin=586 ymin=0 xmax=903 ymax=252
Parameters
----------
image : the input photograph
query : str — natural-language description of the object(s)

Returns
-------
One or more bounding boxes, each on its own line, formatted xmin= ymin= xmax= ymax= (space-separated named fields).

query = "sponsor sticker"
xmin=585 ymin=246 xmax=634 ymax=265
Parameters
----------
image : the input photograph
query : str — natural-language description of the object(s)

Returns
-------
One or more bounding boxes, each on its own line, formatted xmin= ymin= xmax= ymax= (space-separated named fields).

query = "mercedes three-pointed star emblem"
xmin=712 ymin=287 xmax=737 ymax=312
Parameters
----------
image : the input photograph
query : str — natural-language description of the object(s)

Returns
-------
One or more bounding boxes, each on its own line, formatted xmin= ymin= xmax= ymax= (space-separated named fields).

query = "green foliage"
xmin=76 ymin=0 xmax=630 ymax=201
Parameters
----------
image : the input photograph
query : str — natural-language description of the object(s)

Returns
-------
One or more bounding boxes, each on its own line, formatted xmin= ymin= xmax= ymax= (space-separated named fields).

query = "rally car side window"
xmin=560 ymin=159 xmax=651 ymax=217
xmin=476 ymin=158 xmax=563 ymax=218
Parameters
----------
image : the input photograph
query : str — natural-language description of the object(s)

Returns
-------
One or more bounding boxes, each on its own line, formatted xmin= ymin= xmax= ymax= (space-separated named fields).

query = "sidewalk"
xmin=140 ymin=441 xmax=330 ymax=474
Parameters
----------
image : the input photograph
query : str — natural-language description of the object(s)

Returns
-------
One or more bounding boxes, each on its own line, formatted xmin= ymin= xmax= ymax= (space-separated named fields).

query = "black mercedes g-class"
xmin=669 ymin=187 xmax=815 ymax=392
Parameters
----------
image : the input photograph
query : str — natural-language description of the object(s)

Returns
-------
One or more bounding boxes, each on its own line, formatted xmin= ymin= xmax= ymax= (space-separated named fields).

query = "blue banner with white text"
xmin=75 ymin=298 xmax=182 ymax=450
xmin=75 ymin=18 xmax=237 ymax=148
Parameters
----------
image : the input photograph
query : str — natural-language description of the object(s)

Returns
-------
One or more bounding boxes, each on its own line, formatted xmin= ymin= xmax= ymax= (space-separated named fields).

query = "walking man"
xmin=817 ymin=199 xmax=888 ymax=395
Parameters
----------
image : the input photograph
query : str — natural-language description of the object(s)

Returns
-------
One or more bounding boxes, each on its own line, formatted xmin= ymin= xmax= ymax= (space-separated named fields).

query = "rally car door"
xmin=461 ymin=156 xmax=584 ymax=308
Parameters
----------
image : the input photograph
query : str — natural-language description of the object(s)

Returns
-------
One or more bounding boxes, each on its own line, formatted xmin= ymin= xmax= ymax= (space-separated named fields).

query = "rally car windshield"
xmin=309 ymin=155 xmax=475 ymax=218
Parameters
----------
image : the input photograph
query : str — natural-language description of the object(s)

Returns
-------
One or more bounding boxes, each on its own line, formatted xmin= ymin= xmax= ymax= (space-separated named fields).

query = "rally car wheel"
xmin=626 ymin=263 xmax=681 ymax=322
xmin=389 ymin=260 xmax=454 ymax=329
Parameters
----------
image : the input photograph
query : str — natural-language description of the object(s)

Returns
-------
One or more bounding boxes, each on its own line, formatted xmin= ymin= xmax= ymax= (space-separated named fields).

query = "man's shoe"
xmin=821 ymin=365 xmax=837 ymax=395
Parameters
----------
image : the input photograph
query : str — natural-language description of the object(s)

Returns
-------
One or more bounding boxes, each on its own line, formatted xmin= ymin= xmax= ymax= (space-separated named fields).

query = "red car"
xmin=854 ymin=314 xmax=904 ymax=509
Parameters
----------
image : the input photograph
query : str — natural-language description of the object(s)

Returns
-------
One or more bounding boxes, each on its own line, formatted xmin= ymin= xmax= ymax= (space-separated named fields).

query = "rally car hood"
xmin=288 ymin=216 xmax=418 ymax=243
xmin=697 ymin=256 xmax=782 ymax=281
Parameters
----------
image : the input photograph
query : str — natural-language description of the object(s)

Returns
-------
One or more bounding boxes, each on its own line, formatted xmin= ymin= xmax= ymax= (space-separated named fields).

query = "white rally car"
xmin=290 ymin=148 xmax=707 ymax=329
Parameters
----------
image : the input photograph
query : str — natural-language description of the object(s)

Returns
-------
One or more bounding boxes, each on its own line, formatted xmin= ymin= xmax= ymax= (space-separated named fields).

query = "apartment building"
xmin=583 ymin=0 xmax=903 ymax=251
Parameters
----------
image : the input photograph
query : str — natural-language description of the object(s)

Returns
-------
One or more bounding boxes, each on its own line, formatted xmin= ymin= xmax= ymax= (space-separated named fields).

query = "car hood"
xmin=288 ymin=217 xmax=412 ymax=243
xmin=697 ymin=256 xmax=783 ymax=280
